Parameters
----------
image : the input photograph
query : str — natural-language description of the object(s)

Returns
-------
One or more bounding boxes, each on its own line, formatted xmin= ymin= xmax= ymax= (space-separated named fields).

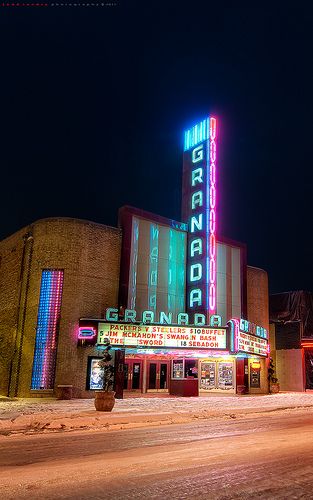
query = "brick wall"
xmin=247 ymin=265 xmax=269 ymax=331
xmin=0 ymin=226 xmax=32 ymax=397
xmin=246 ymin=265 xmax=269 ymax=394
xmin=0 ymin=218 xmax=121 ymax=398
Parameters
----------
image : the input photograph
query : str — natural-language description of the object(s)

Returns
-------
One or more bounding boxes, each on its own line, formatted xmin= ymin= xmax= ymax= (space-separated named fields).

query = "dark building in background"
xmin=269 ymin=291 xmax=313 ymax=391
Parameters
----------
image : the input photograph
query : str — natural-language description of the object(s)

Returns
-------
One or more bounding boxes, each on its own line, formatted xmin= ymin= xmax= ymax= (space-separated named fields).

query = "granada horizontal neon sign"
xmin=239 ymin=319 xmax=268 ymax=339
xmin=98 ymin=323 xmax=227 ymax=350
xmin=105 ymin=308 xmax=222 ymax=327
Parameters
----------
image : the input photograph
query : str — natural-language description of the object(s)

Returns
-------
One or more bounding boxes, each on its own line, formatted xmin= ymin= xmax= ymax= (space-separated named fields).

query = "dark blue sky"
xmin=1 ymin=2 xmax=312 ymax=293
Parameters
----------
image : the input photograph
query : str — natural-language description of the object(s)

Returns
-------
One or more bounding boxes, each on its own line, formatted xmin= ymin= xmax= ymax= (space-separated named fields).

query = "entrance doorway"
xmin=124 ymin=359 xmax=142 ymax=391
xmin=147 ymin=361 xmax=170 ymax=392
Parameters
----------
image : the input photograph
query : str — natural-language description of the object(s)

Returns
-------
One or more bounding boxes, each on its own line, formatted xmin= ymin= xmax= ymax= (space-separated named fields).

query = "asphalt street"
xmin=2 ymin=408 xmax=313 ymax=499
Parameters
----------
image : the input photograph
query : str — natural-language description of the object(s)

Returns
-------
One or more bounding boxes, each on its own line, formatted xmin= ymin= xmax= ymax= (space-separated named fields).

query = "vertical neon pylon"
xmin=209 ymin=117 xmax=217 ymax=313
xmin=182 ymin=115 xmax=218 ymax=322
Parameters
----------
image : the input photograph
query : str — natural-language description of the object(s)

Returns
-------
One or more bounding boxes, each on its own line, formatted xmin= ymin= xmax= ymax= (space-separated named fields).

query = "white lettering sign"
xmin=237 ymin=331 xmax=268 ymax=356
xmin=98 ymin=323 xmax=227 ymax=349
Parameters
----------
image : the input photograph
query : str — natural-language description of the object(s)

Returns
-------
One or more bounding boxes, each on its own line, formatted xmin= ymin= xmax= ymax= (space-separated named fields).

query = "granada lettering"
xmin=105 ymin=308 xmax=222 ymax=327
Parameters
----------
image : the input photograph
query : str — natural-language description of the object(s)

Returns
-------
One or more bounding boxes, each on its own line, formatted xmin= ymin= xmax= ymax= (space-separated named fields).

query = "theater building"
xmin=0 ymin=116 xmax=269 ymax=399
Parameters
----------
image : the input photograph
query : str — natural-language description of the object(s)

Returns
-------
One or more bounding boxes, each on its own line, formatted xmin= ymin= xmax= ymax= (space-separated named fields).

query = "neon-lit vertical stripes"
xmin=184 ymin=118 xmax=210 ymax=151
xmin=31 ymin=270 xmax=64 ymax=390
xmin=129 ymin=218 xmax=139 ymax=310
xmin=148 ymin=224 xmax=159 ymax=311
xmin=209 ymin=117 xmax=217 ymax=313
xmin=167 ymin=229 xmax=175 ymax=313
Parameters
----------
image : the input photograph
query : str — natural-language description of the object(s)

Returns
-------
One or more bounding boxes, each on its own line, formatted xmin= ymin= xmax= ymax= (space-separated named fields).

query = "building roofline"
xmin=0 ymin=217 xmax=121 ymax=244
xmin=247 ymin=265 xmax=268 ymax=273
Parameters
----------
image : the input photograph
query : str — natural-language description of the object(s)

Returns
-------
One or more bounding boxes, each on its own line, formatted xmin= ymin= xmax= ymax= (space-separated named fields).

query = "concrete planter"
xmin=94 ymin=391 xmax=115 ymax=412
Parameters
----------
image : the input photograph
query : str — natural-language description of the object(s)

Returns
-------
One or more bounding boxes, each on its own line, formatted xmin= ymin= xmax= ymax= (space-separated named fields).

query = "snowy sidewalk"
xmin=1 ymin=392 xmax=313 ymax=435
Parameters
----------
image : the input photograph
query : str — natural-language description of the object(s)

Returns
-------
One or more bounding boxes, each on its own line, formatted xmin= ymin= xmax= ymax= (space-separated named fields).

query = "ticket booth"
xmin=169 ymin=359 xmax=199 ymax=397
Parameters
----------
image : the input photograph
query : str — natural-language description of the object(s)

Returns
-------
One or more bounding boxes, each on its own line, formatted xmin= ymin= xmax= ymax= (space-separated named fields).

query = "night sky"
xmin=1 ymin=2 xmax=312 ymax=294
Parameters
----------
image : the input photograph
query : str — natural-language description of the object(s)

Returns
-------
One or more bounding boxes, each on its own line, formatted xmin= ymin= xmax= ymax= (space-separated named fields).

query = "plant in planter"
xmin=94 ymin=340 xmax=115 ymax=412
xmin=268 ymin=357 xmax=280 ymax=394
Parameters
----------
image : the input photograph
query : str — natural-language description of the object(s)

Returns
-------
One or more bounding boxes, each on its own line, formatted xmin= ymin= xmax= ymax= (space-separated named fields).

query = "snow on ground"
xmin=2 ymin=392 xmax=313 ymax=420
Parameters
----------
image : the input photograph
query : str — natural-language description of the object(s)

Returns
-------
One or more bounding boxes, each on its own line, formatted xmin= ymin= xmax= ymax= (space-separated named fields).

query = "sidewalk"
xmin=1 ymin=392 xmax=313 ymax=436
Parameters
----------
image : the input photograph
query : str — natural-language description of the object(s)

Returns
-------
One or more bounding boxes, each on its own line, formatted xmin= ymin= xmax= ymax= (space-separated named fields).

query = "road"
xmin=1 ymin=408 xmax=313 ymax=499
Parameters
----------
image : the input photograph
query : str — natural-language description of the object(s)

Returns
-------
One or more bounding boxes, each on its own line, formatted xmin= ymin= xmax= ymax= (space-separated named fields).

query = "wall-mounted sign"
xmin=228 ymin=318 xmax=269 ymax=356
xmin=105 ymin=308 xmax=222 ymax=327
xmin=78 ymin=327 xmax=96 ymax=340
xmin=182 ymin=117 xmax=217 ymax=318
xmin=98 ymin=323 xmax=227 ymax=350
xmin=237 ymin=331 xmax=268 ymax=357
xmin=239 ymin=319 xmax=268 ymax=339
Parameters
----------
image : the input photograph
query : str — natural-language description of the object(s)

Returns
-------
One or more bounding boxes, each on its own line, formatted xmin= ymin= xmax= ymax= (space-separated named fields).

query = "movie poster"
xmin=89 ymin=358 xmax=104 ymax=390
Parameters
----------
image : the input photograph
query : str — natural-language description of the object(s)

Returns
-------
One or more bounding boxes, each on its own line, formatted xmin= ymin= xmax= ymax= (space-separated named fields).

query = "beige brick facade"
xmin=0 ymin=218 xmax=121 ymax=398
xmin=247 ymin=265 xmax=269 ymax=332
xmin=246 ymin=265 xmax=269 ymax=394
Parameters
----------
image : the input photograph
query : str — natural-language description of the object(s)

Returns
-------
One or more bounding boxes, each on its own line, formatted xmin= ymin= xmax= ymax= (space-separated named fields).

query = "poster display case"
xmin=200 ymin=362 xmax=216 ymax=390
xmin=87 ymin=357 xmax=104 ymax=390
xmin=218 ymin=362 xmax=234 ymax=389
xmin=200 ymin=359 xmax=235 ymax=392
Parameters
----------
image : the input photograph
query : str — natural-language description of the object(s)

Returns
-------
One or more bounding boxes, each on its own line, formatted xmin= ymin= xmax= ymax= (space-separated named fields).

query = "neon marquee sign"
xmin=182 ymin=116 xmax=217 ymax=319
xmin=228 ymin=318 xmax=269 ymax=357
xmin=98 ymin=323 xmax=227 ymax=350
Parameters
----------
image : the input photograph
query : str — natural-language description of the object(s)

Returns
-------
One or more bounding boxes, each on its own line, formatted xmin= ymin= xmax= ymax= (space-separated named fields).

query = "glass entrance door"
xmin=124 ymin=359 xmax=142 ymax=391
xmin=147 ymin=361 xmax=169 ymax=392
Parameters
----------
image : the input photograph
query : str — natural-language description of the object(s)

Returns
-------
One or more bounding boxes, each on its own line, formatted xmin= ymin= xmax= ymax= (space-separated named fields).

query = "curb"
xmin=2 ymin=404 xmax=313 ymax=436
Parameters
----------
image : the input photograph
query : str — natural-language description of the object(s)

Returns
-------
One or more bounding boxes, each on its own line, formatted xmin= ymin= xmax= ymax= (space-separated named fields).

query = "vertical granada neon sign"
xmin=209 ymin=117 xmax=217 ymax=312
xmin=182 ymin=116 xmax=217 ymax=321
